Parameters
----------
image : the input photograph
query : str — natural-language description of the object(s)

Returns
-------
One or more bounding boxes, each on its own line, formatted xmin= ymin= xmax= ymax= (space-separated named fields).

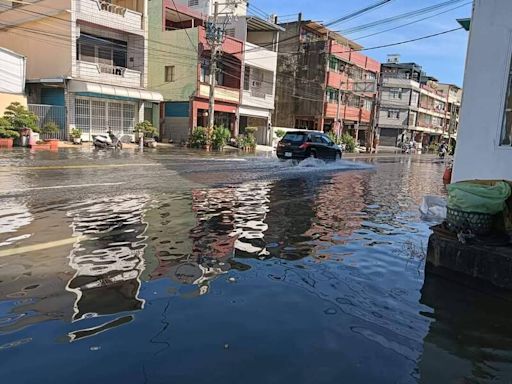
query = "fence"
xmin=28 ymin=104 xmax=67 ymax=140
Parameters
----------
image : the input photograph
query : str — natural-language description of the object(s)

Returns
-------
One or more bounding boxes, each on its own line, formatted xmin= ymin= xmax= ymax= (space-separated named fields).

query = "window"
xmin=165 ymin=65 xmax=176 ymax=82
xmin=365 ymin=71 xmax=376 ymax=80
xmin=503 ymin=57 xmax=512 ymax=145
xmin=244 ymin=66 xmax=250 ymax=91
xmin=320 ymin=135 xmax=333 ymax=145
xmin=389 ymin=88 xmax=402 ymax=99
xmin=363 ymin=99 xmax=372 ymax=111
xmin=329 ymin=56 xmax=338 ymax=72
xmin=188 ymin=0 xmax=199 ymax=6
xmin=387 ymin=109 xmax=400 ymax=119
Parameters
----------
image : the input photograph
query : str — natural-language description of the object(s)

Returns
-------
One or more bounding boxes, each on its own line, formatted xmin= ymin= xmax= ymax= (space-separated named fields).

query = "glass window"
xmin=244 ymin=66 xmax=250 ymax=90
xmin=501 ymin=56 xmax=512 ymax=145
xmin=320 ymin=135 xmax=333 ymax=145
xmin=329 ymin=56 xmax=338 ymax=72
xmin=80 ymin=44 xmax=96 ymax=63
xmin=75 ymin=99 xmax=90 ymax=133
xmin=283 ymin=133 xmax=307 ymax=143
xmin=390 ymin=88 xmax=402 ymax=99
xmin=165 ymin=65 xmax=176 ymax=82
xmin=387 ymin=109 xmax=400 ymax=119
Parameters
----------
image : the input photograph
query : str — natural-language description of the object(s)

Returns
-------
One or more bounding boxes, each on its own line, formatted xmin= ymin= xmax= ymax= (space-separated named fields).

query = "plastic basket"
xmin=446 ymin=207 xmax=494 ymax=235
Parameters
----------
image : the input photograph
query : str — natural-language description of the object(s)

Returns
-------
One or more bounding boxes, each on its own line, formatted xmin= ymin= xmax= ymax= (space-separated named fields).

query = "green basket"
xmin=446 ymin=207 xmax=494 ymax=235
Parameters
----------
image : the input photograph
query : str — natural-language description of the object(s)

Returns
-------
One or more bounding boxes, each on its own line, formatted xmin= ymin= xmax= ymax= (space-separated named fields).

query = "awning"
xmin=239 ymin=106 xmax=270 ymax=118
xmin=457 ymin=18 xmax=470 ymax=31
xmin=68 ymin=80 xmax=163 ymax=102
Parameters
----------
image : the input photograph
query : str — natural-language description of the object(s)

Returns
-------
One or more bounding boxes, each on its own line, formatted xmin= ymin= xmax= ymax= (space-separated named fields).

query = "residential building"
xmin=377 ymin=57 xmax=450 ymax=147
xmin=0 ymin=47 xmax=27 ymax=113
xmin=273 ymin=18 xmax=380 ymax=143
xmin=0 ymin=0 xmax=162 ymax=141
xmin=453 ymin=0 xmax=512 ymax=182
xmin=148 ymin=0 xmax=281 ymax=144
xmin=437 ymin=83 xmax=462 ymax=142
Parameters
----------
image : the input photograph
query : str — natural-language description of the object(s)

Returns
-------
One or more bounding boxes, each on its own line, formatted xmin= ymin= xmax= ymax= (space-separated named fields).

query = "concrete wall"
xmin=0 ymin=93 xmax=27 ymax=114
xmin=0 ymin=14 xmax=73 ymax=80
xmin=453 ymin=0 xmax=512 ymax=182
xmin=147 ymin=0 xmax=198 ymax=101
xmin=378 ymin=108 xmax=409 ymax=128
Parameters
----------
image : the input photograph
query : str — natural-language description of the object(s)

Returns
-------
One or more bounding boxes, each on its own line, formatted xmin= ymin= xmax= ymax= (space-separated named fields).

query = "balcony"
xmin=326 ymin=70 xmax=350 ymax=90
xmin=199 ymin=84 xmax=240 ymax=104
xmin=75 ymin=0 xmax=144 ymax=35
xmin=382 ymin=76 xmax=420 ymax=89
xmin=76 ymin=61 xmax=142 ymax=88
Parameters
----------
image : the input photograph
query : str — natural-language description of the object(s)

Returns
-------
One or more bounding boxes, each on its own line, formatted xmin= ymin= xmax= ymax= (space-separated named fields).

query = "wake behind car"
xmin=276 ymin=131 xmax=342 ymax=161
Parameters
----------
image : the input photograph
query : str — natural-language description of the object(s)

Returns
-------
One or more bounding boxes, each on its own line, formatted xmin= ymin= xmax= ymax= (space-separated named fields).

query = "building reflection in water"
xmin=419 ymin=273 xmax=512 ymax=383
xmin=65 ymin=195 xmax=149 ymax=335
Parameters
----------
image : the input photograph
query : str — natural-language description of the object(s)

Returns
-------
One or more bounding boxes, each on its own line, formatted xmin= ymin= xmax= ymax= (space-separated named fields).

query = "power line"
xmin=324 ymin=0 xmax=394 ymax=28
xmin=352 ymin=1 xmax=471 ymax=40
xmin=335 ymin=0 xmax=467 ymax=35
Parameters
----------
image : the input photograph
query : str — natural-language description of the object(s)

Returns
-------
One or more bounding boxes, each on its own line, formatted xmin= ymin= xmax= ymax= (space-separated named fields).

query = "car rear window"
xmin=282 ymin=133 xmax=307 ymax=143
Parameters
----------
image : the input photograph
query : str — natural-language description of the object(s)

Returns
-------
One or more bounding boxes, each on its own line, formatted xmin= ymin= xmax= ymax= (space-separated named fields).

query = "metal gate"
xmin=28 ymin=104 xmax=67 ymax=140
xmin=75 ymin=97 xmax=136 ymax=137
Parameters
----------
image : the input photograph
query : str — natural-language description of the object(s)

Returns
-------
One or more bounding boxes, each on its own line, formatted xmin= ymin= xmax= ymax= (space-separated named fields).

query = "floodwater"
xmin=0 ymin=148 xmax=511 ymax=383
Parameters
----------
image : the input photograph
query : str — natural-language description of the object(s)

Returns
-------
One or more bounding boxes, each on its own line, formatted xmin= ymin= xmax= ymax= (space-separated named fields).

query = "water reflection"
xmin=66 ymin=195 xmax=148 ymax=322
xmin=419 ymin=273 xmax=512 ymax=383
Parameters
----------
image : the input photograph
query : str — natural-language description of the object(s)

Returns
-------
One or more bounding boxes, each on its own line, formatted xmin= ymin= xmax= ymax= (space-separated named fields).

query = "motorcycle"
xmin=93 ymin=131 xmax=123 ymax=150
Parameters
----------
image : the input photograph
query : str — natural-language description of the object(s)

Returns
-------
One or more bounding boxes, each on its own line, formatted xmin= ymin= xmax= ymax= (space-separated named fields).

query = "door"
xmin=310 ymin=133 xmax=328 ymax=158
xmin=320 ymin=134 xmax=337 ymax=159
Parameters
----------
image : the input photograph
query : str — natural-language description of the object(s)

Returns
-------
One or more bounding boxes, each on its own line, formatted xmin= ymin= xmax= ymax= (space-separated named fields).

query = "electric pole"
xmin=207 ymin=1 xmax=220 ymax=130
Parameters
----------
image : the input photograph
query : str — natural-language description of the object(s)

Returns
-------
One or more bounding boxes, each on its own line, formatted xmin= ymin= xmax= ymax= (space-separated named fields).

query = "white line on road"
xmin=2 ymin=182 xmax=126 ymax=194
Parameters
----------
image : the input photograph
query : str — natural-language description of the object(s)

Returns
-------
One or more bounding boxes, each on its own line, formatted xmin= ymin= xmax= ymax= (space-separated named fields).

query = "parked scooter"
xmin=93 ymin=131 xmax=123 ymax=150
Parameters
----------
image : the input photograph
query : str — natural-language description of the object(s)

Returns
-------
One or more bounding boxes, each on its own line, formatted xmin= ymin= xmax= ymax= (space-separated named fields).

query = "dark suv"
xmin=276 ymin=131 xmax=342 ymax=161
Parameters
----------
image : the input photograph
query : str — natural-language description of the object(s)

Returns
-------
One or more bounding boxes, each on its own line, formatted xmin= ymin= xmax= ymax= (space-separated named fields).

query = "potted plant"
xmin=190 ymin=126 xmax=209 ymax=149
xmin=244 ymin=127 xmax=258 ymax=152
xmin=0 ymin=117 xmax=19 ymax=148
xmin=211 ymin=125 xmax=231 ymax=150
xmin=70 ymin=128 xmax=82 ymax=144
xmin=134 ymin=121 xmax=158 ymax=148
xmin=41 ymin=121 xmax=60 ymax=150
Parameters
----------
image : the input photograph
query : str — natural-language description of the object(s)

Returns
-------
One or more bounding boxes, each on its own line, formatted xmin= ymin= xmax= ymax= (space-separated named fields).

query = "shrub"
xmin=275 ymin=129 xmax=286 ymax=139
xmin=0 ymin=117 xmax=19 ymax=139
xmin=41 ymin=121 xmax=60 ymax=136
xmin=327 ymin=131 xmax=342 ymax=145
xmin=211 ymin=126 xmax=231 ymax=150
xmin=3 ymin=102 xmax=39 ymax=132
xmin=190 ymin=126 xmax=209 ymax=148
xmin=70 ymin=128 xmax=82 ymax=139
xmin=135 ymin=120 xmax=158 ymax=138
xmin=341 ymin=133 xmax=356 ymax=153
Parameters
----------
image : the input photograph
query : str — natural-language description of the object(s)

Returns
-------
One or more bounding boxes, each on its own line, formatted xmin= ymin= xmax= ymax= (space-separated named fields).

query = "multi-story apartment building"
xmin=0 ymin=0 xmax=162 ymax=141
xmin=377 ymin=57 xmax=451 ymax=147
xmin=148 ymin=0 xmax=281 ymax=143
xmin=437 ymin=83 xmax=462 ymax=142
xmin=273 ymin=17 xmax=380 ymax=143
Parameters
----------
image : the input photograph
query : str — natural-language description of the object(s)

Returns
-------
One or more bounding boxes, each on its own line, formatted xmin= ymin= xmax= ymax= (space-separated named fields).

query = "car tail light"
xmin=299 ymin=142 xmax=310 ymax=150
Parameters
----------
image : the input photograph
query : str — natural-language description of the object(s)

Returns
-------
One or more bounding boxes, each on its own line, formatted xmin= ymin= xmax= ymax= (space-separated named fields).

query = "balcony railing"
xmin=75 ymin=0 xmax=144 ymax=34
xmin=99 ymin=0 xmax=127 ymax=15
xmin=77 ymin=61 xmax=142 ymax=88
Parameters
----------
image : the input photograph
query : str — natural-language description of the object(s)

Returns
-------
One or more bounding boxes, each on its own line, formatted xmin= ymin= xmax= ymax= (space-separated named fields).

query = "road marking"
xmin=0 ymin=236 xmax=83 ymax=258
xmin=0 ymin=163 xmax=157 ymax=171
xmin=2 ymin=182 xmax=126 ymax=194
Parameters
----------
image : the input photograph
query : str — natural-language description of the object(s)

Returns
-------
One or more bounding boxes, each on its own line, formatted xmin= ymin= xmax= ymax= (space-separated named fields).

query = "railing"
xmin=28 ymin=104 xmax=67 ymax=140
xmin=99 ymin=64 xmax=126 ymax=76
xmin=99 ymin=0 xmax=127 ymax=15
xmin=77 ymin=61 xmax=141 ymax=87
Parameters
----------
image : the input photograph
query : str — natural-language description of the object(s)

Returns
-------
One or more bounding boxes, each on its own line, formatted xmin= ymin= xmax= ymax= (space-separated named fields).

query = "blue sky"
xmin=250 ymin=0 xmax=472 ymax=86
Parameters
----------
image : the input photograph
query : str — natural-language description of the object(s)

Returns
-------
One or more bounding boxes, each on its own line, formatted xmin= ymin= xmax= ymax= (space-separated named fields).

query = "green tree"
xmin=3 ymin=102 xmax=39 ymax=132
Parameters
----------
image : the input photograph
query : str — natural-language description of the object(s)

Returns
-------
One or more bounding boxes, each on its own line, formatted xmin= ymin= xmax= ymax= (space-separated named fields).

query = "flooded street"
xmin=1 ymin=148 xmax=511 ymax=383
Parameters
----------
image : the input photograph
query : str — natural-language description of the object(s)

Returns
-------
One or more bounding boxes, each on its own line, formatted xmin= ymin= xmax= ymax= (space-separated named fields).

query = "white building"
xmin=453 ymin=0 xmax=512 ymax=182
xmin=0 ymin=47 xmax=27 ymax=113
xmin=0 ymin=0 xmax=162 ymax=140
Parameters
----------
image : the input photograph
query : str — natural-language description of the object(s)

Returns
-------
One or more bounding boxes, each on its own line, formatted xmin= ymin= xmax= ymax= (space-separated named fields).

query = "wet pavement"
xmin=1 ymin=147 xmax=512 ymax=383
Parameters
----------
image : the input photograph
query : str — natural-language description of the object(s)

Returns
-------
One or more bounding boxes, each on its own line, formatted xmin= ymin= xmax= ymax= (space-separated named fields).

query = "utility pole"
xmin=367 ymin=74 xmax=380 ymax=153
xmin=207 ymin=1 xmax=220 ymax=130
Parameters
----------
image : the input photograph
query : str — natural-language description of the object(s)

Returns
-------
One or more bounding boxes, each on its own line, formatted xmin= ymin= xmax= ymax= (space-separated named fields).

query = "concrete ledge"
xmin=427 ymin=228 xmax=512 ymax=290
